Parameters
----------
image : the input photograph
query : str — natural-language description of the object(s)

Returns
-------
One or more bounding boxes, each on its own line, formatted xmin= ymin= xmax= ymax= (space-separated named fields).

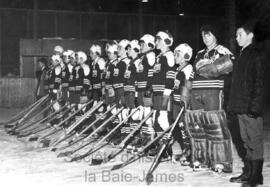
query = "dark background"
xmin=0 ymin=0 xmax=269 ymax=77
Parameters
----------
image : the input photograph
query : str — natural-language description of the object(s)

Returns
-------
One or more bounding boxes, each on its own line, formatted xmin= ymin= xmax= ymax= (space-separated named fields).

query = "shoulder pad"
xmin=82 ymin=64 xmax=90 ymax=75
xmin=133 ymin=58 xmax=141 ymax=67
xmin=215 ymin=45 xmax=233 ymax=55
xmin=123 ymin=58 xmax=130 ymax=65
xmin=164 ymin=51 xmax=175 ymax=67
xmin=68 ymin=64 xmax=73 ymax=73
xmin=97 ymin=58 xmax=106 ymax=70
xmin=146 ymin=52 xmax=156 ymax=66
xmin=55 ymin=66 xmax=61 ymax=75
xmin=182 ymin=64 xmax=194 ymax=80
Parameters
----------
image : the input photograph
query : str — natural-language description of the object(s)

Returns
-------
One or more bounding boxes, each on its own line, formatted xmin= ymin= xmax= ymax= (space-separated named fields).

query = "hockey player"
xmin=61 ymin=50 xmax=74 ymax=105
xmin=114 ymin=39 xmax=130 ymax=122
xmin=69 ymin=51 xmax=79 ymax=108
xmin=49 ymin=55 xmax=62 ymax=105
xmin=190 ymin=25 xmax=234 ymax=171
xmin=149 ymin=31 xmax=175 ymax=156
xmin=137 ymin=34 xmax=156 ymax=139
xmin=102 ymin=43 xmax=118 ymax=134
xmin=171 ymin=43 xmax=194 ymax=164
xmin=46 ymin=54 xmax=63 ymax=127
xmin=152 ymin=31 xmax=175 ymax=132
xmin=104 ymin=43 xmax=118 ymax=106
xmin=76 ymin=51 xmax=90 ymax=110
xmin=89 ymin=44 xmax=106 ymax=103
xmin=120 ymin=40 xmax=141 ymax=144
xmin=89 ymin=44 xmax=106 ymax=130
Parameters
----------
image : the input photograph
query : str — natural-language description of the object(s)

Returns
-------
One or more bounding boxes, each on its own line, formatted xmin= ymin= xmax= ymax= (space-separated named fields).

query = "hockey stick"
xmin=88 ymin=107 xmax=140 ymax=165
xmin=17 ymin=105 xmax=69 ymax=138
xmin=65 ymin=101 xmax=104 ymax=134
xmin=111 ymin=108 xmax=184 ymax=171
xmin=145 ymin=107 xmax=184 ymax=185
xmin=24 ymin=106 xmax=71 ymax=140
xmin=14 ymin=100 xmax=56 ymax=132
xmin=49 ymin=100 xmax=102 ymax=149
xmin=2 ymin=95 xmax=48 ymax=127
xmin=97 ymin=110 xmax=154 ymax=164
xmin=6 ymin=97 xmax=49 ymax=134
xmin=66 ymin=107 xmax=125 ymax=162
xmin=55 ymin=104 xmax=116 ymax=152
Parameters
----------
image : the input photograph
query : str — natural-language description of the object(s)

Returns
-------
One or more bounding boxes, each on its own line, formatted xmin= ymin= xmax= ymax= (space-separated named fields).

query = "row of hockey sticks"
xmin=57 ymin=106 xmax=124 ymax=159
xmin=54 ymin=104 xmax=117 ymax=153
xmin=16 ymin=105 xmax=70 ymax=138
xmin=14 ymin=100 xmax=96 ymax=149
xmin=31 ymin=100 xmax=96 ymax=147
xmin=18 ymin=103 xmax=70 ymax=134
xmin=10 ymin=99 xmax=92 ymax=141
xmin=38 ymin=100 xmax=94 ymax=142
xmin=7 ymin=100 xmax=57 ymax=134
xmin=4 ymin=95 xmax=49 ymax=129
xmin=62 ymin=107 xmax=142 ymax=162
xmin=55 ymin=104 xmax=119 ymax=155
xmin=84 ymin=106 xmax=185 ymax=186
xmin=64 ymin=109 xmax=154 ymax=163
xmin=1 ymin=95 xmax=49 ymax=127
xmin=48 ymin=100 xmax=103 ymax=149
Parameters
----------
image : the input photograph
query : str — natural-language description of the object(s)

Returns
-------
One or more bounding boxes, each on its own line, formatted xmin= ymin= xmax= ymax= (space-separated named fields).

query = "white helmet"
xmin=118 ymin=39 xmax=130 ymax=49
xmin=106 ymin=44 xmax=118 ymax=54
xmin=156 ymin=31 xmax=173 ymax=47
xmin=174 ymin=43 xmax=193 ymax=61
xmin=140 ymin=34 xmax=155 ymax=48
xmin=63 ymin=50 xmax=74 ymax=57
xmin=54 ymin=45 xmax=64 ymax=54
xmin=128 ymin=40 xmax=140 ymax=53
xmin=76 ymin=51 xmax=87 ymax=63
xmin=90 ymin=44 xmax=102 ymax=55
xmin=51 ymin=54 xmax=61 ymax=64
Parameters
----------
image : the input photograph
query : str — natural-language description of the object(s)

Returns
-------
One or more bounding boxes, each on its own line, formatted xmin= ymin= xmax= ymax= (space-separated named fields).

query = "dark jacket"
xmin=35 ymin=67 xmax=48 ymax=98
xmin=227 ymin=44 xmax=264 ymax=116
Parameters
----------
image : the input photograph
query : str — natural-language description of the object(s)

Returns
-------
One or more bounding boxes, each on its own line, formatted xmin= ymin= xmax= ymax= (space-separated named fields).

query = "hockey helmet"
xmin=76 ymin=51 xmax=87 ymax=63
xmin=140 ymin=34 xmax=155 ymax=48
xmin=90 ymin=44 xmax=102 ymax=56
xmin=127 ymin=40 xmax=140 ymax=53
xmin=156 ymin=31 xmax=173 ymax=47
xmin=54 ymin=45 xmax=64 ymax=54
xmin=174 ymin=43 xmax=193 ymax=61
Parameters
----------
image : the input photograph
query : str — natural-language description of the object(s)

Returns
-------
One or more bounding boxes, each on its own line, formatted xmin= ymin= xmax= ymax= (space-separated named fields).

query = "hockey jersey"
xmin=113 ymin=57 xmax=128 ymax=89
xmin=172 ymin=64 xmax=194 ymax=103
xmin=49 ymin=65 xmax=62 ymax=91
xmin=136 ymin=52 xmax=155 ymax=92
xmin=61 ymin=64 xmax=70 ymax=88
xmin=104 ymin=58 xmax=117 ymax=89
xmin=124 ymin=58 xmax=137 ymax=92
xmin=152 ymin=51 xmax=175 ymax=96
xmin=91 ymin=57 xmax=106 ymax=90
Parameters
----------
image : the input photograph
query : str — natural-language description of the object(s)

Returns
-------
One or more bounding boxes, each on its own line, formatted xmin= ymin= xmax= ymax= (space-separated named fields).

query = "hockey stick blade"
xmin=146 ymin=173 xmax=154 ymax=185
xmin=57 ymin=150 xmax=74 ymax=158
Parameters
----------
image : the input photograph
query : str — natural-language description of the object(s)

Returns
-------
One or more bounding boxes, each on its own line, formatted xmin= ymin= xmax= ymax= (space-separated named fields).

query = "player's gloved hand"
xmin=144 ymin=89 xmax=152 ymax=98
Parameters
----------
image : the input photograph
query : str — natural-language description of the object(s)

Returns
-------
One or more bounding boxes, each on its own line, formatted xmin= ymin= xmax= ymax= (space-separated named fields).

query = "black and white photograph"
xmin=0 ymin=0 xmax=270 ymax=186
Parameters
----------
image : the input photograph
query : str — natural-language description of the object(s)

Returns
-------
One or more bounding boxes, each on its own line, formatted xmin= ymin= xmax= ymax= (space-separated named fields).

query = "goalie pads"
xmin=184 ymin=109 xmax=207 ymax=166
xmin=203 ymin=110 xmax=233 ymax=171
